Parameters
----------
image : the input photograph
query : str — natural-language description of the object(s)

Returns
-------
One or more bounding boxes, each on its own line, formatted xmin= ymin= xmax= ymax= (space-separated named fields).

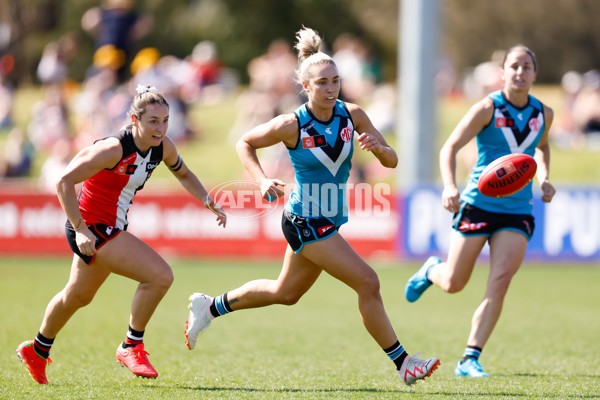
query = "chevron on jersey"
xmin=495 ymin=106 xmax=543 ymax=153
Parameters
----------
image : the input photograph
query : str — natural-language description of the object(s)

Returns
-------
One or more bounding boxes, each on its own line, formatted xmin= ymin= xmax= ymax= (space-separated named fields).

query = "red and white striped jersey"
xmin=78 ymin=127 xmax=163 ymax=230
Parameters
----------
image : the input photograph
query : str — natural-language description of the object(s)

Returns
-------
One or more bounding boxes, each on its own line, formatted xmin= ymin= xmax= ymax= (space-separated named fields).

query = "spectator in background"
xmin=27 ymin=84 xmax=70 ymax=153
xmin=0 ymin=127 xmax=34 ymax=178
xmin=570 ymin=70 xmax=600 ymax=147
xmin=37 ymin=33 xmax=78 ymax=86
xmin=0 ymin=73 xmax=13 ymax=129
xmin=332 ymin=33 xmax=378 ymax=104
xmin=229 ymin=39 xmax=301 ymax=144
xmin=71 ymin=67 xmax=119 ymax=148
xmin=462 ymin=49 xmax=505 ymax=101
xmin=39 ymin=137 xmax=75 ymax=193
xmin=82 ymin=0 xmax=153 ymax=81
xmin=551 ymin=69 xmax=600 ymax=149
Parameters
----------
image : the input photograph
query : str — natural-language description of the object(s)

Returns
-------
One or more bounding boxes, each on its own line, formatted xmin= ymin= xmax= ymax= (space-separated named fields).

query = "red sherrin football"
xmin=477 ymin=153 xmax=537 ymax=198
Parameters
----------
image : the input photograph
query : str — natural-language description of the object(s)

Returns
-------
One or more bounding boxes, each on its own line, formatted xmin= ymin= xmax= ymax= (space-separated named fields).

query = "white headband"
xmin=136 ymin=84 xmax=158 ymax=95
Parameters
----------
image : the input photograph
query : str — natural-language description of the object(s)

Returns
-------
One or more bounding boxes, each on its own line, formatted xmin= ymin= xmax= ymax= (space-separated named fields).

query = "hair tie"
xmin=136 ymin=84 xmax=158 ymax=94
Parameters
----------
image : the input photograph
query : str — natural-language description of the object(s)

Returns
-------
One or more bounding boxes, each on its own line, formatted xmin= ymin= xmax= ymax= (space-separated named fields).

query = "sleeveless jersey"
xmin=461 ymin=90 xmax=545 ymax=214
xmin=285 ymin=100 xmax=354 ymax=227
xmin=78 ymin=127 xmax=163 ymax=229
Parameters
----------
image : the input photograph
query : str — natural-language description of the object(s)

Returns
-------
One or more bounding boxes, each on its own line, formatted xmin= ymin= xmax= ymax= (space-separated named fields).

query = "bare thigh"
xmin=487 ymin=230 xmax=528 ymax=290
xmin=300 ymin=233 xmax=378 ymax=292
xmin=64 ymin=255 xmax=111 ymax=303
xmin=443 ymin=232 xmax=489 ymax=291
xmin=277 ymin=246 xmax=323 ymax=294
xmin=93 ymin=230 xmax=171 ymax=282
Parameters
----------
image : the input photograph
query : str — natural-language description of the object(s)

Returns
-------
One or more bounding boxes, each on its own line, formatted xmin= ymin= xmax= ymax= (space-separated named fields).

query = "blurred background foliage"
xmin=2 ymin=0 xmax=600 ymax=86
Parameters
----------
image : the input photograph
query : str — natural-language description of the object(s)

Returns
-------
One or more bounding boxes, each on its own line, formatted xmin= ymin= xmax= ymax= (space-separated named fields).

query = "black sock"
xmin=384 ymin=341 xmax=408 ymax=370
xmin=123 ymin=326 xmax=144 ymax=348
xmin=209 ymin=293 xmax=233 ymax=318
xmin=462 ymin=346 xmax=483 ymax=363
xmin=34 ymin=332 xmax=54 ymax=359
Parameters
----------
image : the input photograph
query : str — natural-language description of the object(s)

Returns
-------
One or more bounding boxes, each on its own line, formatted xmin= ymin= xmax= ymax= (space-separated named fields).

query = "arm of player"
xmin=535 ymin=104 xmax=556 ymax=203
xmin=348 ymin=103 xmax=398 ymax=168
xmin=56 ymin=138 xmax=123 ymax=255
xmin=163 ymin=137 xmax=227 ymax=227
xmin=439 ymin=97 xmax=494 ymax=213
xmin=236 ymin=114 xmax=297 ymax=200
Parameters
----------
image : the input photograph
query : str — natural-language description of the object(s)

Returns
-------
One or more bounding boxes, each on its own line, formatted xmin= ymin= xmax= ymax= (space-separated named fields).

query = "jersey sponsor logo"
xmin=146 ymin=162 xmax=160 ymax=172
xmin=340 ymin=127 xmax=353 ymax=143
xmin=458 ymin=221 xmax=488 ymax=232
xmin=495 ymin=117 xmax=514 ymax=128
xmin=318 ymin=224 xmax=335 ymax=236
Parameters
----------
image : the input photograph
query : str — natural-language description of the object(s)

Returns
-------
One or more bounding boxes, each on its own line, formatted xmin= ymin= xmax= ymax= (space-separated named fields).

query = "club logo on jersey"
xmin=340 ymin=127 xmax=353 ymax=143
xmin=528 ymin=118 xmax=541 ymax=133
xmin=318 ymin=224 xmax=335 ymax=236
xmin=302 ymin=135 xmax=326 ymax=149
xmin=495 ymin=117 xmax=514 ymax=128
xmin=116 ymin=164 xmax=138 ymax=175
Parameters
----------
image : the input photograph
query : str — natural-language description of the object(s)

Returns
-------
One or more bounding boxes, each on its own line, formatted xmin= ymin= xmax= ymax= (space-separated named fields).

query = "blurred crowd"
xmin=1 ymin=3 xmax=599 ymax=190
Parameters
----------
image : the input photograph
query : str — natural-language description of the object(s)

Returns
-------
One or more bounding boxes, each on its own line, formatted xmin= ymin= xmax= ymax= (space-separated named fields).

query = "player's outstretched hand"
xmin=205 ymin=201 xmax=227 ymax=227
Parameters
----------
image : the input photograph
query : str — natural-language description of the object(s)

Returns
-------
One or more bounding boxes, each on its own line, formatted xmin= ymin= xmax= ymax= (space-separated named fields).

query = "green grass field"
xmin=1 ymin=257 xmax=599 ymax=399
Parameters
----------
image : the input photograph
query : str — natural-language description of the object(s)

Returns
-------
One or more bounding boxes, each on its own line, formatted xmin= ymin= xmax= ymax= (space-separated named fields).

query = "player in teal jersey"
xmin=185 ymin=26 xmax=440 ymax=385
xmin=405 ymin=45 xmax=556 ymax=377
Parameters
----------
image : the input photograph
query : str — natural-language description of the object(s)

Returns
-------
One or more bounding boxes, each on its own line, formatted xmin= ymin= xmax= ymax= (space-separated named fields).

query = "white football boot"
xmin=185 ymin=293 xmax=214 ymax=350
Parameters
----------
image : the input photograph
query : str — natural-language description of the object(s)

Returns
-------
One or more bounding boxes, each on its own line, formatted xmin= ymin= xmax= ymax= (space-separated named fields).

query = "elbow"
xmin=387 ymin=156 xmax=398 ymax=169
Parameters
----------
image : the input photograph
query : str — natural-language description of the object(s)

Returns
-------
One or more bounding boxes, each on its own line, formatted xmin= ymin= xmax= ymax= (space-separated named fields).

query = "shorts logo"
xmin=303 ymin=229 xmax=311 ymax=237
xmin=458 ymin=221 xmax=488 ymax=232
xmin=523 ymin=220 xmax=531 ymax=235
xmin=106 ymin=226 xmax=113 ymax=235
xmin=318 ymin=225 xmax=335 ymax=236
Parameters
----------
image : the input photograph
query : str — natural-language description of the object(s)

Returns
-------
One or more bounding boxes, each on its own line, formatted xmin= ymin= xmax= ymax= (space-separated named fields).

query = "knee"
xmin=488 ymin=272 xmax=514 ymax=296
xmin=157 ymin=268 xmax=174 ymax=290
xmin=276 ymin=291 xmax=303 ymax=306
xmin=357 ymin=270 xmax=382 ymax=298
xmin=440 ymin=276 xmax=467 ymax=294
xmin=148 ymin=266 xmax=174 ymax=292
xmin=64 ymin=287 xmax=95 ymax=308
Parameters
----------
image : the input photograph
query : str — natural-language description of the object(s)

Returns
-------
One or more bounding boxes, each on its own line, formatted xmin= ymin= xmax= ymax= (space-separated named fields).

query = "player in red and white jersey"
xmin=16 ymin=85 xmax=226 ymax=384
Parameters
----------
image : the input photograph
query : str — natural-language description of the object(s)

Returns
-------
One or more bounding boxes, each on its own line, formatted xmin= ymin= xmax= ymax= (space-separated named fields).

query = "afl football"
xmin=477 ymin=153 xmax=537 ymax=198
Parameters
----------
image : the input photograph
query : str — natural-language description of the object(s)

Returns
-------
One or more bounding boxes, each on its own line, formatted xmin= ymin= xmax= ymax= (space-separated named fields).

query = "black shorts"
xmin=452 ymin=203 xmax=535 ymax=240
xmin=281 ymin=210 xmax=338 ymax=253
xmin=65 ymin=221 xmax=122 ymax=265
